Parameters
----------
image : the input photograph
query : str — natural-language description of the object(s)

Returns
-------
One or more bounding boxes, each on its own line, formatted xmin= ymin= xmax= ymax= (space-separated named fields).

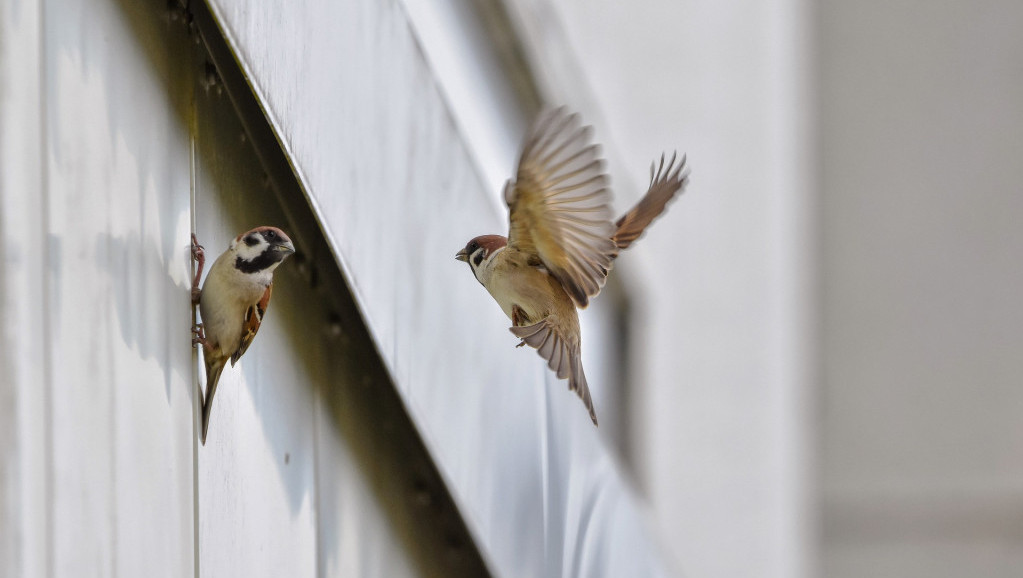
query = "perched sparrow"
xmin=191 ymin=226 xmax=295 ymax=445
xmin=456 ymin=108 xmax=689 ymax=425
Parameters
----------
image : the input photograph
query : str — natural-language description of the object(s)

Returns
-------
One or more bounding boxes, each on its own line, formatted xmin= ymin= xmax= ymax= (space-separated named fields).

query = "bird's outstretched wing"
xmin=613 ymin=152 xmax=690 ymax=250
xmin=232 ymin=283 xmax=273 ymax=365
xmin=506 ymin=108 xmax=617 ymax=309
xmin=510 ymin=316 xmax=598 ymax=426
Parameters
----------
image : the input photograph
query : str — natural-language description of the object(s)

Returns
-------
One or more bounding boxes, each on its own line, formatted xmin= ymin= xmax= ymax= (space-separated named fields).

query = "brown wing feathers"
xmin=232 ymin=283 xmax=273 ymax=365
xmin=613 ymin=152 xmax=689 ymax=251
xmin=507 ymin=108 xmax=617 ymax=308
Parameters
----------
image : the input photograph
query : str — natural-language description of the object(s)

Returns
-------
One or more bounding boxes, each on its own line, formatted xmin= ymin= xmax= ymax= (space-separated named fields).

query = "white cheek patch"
xmin=236 ymin=241 xmax=268 ymax=261
xmin=473 ymin=247 xmax=505 ymax=285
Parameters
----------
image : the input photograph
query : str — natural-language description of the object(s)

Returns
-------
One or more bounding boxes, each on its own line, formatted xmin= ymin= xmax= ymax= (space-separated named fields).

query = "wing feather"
xmin=613 ymin=152 xmax=690 ymax=250
xmin=232 ymin=282 xmax=273 ymax=365
xmin=506 ymin=108 xmax=617 ymax=308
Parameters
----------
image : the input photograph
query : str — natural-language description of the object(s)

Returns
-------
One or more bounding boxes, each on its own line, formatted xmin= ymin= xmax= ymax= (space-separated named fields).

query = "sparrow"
xmin=455 ymin=107 xmax=689 ymax=426
xmin=190 ymin=226 xmax=296 ymax=445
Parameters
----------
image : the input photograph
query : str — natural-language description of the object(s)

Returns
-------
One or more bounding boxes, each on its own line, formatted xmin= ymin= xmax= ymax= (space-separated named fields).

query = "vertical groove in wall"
xmin=311 ymin=387 xmax=323 ymax=577
xmin=189 ymin=110 xmax=201 ymax=578
xmin=37 ymin=0 xmax=53 ymax=574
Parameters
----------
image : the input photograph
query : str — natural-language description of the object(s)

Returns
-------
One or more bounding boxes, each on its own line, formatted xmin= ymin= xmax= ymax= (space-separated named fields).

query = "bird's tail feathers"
xmin=200 ymin=358 xmax=226 ymax=446
xmin=510 ymin=317 xmax=599 ymax=426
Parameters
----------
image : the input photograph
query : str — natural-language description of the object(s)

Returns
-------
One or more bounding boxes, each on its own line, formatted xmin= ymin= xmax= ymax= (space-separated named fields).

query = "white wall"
xmin=2 ymin=0 xmax=196 ymax=574
xmin=819 ymin=1 xmax=1023 ymax=576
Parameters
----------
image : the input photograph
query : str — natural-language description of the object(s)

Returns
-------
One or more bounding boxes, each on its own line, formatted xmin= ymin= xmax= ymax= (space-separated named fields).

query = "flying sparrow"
xmin=455 ymin=108 xmax=689 ymax=425
xmin=191 ymin=226 xmax=296 ymax=445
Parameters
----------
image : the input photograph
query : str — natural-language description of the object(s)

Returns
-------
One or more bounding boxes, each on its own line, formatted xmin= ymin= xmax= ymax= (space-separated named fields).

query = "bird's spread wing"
xmin=613 ymin=152 xmax=689 ymax=250
xmin=506 ymin=108 xmax=617 ymax=308
xmin=232 ymin=282 xmax=272 ymax=365
xmin=510 ymin=316 xmax=598 ymax=425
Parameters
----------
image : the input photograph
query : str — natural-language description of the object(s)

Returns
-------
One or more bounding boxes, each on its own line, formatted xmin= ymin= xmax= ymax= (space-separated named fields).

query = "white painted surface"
xmin=819 ymin=1 xmax=1023 ymax=576
xmin=203 ymin=0 xmax=672 ymax=575
xmin=1 ymin=0 xmax=200 ymax=573
xmin=400 ymin=0 xmax=532 ymax=197
xmin=41 ymin=1 xmax=196 ymax=575
xmin=1 ymin=0 xmax=48 ymax=576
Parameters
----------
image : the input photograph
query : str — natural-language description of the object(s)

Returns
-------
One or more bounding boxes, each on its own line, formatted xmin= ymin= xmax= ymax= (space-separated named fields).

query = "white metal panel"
xmin=42 ymin=0 xmax=196 ymax=575
xmin=399 ymin=0 xmax=534 ymax=195
xmin=314 ymin=409 xmax=417 ymax=578
xmin=819 ymin=0 xmax=1023 ymax=575
xmin=1 ymin=0 xmax=48 ymax=576
xmin=201 ymin=0 xmax=671 ymax=575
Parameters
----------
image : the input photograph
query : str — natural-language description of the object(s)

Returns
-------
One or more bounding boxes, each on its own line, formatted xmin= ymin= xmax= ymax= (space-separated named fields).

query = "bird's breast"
xmin=483 ymin=255 xmax=574 ymax=325
xmin=199 ymin=254 xmax=269 ymax=354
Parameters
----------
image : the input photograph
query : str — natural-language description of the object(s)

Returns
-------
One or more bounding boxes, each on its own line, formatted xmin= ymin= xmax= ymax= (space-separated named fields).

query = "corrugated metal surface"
xmin=5 ymin=1 xmax=197 ymax=575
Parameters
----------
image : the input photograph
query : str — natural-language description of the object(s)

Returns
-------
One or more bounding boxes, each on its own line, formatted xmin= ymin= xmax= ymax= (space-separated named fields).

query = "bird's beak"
xmin=276 ymin=241 xmax=296 ymax=255
xmin=455 ymin=248 xmax=468 ymax=262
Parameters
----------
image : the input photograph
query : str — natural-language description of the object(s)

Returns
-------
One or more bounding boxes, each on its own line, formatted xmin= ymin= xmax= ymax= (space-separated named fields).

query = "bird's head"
xmin=232 ymin=226 xmax=296 ymax=274
xmin=455 ymin=234 xmax=507 ymax=283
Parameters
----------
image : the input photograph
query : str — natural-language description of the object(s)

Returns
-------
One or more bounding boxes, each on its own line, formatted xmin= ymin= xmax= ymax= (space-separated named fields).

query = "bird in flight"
xmin=456 ymin=107 xmax=689 ymax=425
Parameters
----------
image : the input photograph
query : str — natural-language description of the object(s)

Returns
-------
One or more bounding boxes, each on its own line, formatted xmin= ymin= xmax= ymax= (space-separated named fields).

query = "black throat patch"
xmin=235 ymin=251 xmax=282 ymax=274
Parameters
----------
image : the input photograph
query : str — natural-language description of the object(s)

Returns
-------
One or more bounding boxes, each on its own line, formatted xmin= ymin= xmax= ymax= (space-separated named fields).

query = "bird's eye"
xmin=266 ymin=230 xmax=276 ymax=239
xmin=468 ymin=241 xmax=479 ymax=252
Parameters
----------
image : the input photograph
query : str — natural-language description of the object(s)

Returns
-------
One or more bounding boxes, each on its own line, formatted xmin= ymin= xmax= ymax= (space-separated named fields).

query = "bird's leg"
xmin=512 ymin=305 xmax=525 ymax=327
xmin=192 ymin=323 xmax=208 ymax=348
xmin=191 ymin=233 xmax=205 ymax=305
xmin=512 ymin=305 xmax=528 ymax=347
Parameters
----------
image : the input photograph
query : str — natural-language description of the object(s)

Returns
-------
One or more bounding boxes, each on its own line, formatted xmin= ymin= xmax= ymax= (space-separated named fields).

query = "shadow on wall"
xmin=97 ymin=229 xmax=192 ymax=404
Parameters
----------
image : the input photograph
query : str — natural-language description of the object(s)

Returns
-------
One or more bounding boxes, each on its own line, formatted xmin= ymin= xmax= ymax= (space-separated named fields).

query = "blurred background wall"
xmin=527 ymin=0 xmax=1023 ymax=576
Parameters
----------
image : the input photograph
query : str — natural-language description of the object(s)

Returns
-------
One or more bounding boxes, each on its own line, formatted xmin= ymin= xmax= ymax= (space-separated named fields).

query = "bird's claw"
xmin=192 ymin=323 xmax=207 ymax=347
xmin=191 ymin=233 xmax=205 ymax=262
xmin=191 ymin=233 xmax=205 ymax=304
xmin=516 ymin=339 xmax=526 ymax=348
